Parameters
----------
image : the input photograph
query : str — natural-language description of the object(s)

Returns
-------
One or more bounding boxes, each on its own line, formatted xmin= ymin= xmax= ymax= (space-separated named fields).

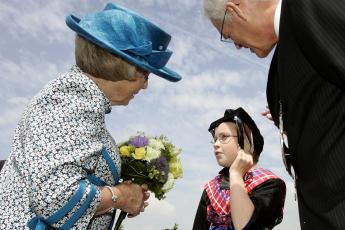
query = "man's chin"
xmin=253 ymin=49 xmax=270 ymax=58
xmin=252 ymin=45 xmax=276 ymax=58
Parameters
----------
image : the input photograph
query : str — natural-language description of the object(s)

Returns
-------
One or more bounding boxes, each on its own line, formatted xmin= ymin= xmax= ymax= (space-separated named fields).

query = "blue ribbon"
xmin=125 ymin=45 xmax=172 ymax=69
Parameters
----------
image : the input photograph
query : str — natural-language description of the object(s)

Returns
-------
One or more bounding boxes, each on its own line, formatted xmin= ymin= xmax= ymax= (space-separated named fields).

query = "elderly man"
xmin=203 ymin=0 xmax=345 ymax=229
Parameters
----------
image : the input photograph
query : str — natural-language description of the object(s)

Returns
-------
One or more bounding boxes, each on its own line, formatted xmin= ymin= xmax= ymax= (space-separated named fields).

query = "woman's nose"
xmin=142 ymin=73 xmax=149 ymax=89
xmin=142 ymin=80 xmax=148 ymax=89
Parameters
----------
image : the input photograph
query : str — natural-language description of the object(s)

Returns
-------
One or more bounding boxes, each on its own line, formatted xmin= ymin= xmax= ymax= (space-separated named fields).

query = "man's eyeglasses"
xmin=211 ymin=134 xmax=237 ymax=144
xmin=220 ymin=9 xmax=233 ymax=43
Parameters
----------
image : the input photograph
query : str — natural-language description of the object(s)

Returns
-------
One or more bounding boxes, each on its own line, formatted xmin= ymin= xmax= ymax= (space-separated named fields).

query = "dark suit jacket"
xmin=267 ymin=0 xmax=345 ymax=228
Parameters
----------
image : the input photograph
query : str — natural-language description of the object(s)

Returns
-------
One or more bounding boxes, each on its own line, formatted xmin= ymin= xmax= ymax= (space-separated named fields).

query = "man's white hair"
xmin=203 ymin=0 xmax=228 ymax=21
xmin=203 ymin=0 xmax=273 ymax=21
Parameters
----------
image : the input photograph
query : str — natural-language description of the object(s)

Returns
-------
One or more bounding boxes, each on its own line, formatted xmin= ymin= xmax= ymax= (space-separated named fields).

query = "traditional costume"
xmin=193 ymin=108 xmax=286 ymax=230
xmin=193 ymin=168 xmax=285 ymax=230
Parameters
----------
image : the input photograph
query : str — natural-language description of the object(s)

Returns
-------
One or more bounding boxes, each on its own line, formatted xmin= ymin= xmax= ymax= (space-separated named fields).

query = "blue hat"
xmin=66 ymin=3 xmax=181 ymax=82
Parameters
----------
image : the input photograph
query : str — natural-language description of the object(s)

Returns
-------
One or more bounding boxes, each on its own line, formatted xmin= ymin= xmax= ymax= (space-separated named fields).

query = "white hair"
xmin=203 ymin=0 xmax=274 ymax=21
xmin=203 ymin=0 xmax=228 ymax=21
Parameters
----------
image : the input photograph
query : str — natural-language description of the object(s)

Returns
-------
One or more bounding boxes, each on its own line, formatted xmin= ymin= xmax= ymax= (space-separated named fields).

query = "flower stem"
xmin=127 ymin=164 xmax=150 ymax=178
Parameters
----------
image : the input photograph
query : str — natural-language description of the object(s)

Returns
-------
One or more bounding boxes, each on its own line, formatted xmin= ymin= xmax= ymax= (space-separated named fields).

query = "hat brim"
xmin=208 ymin=116 xmax=234 ymax=132
xmin=66 ymin=15 xmax=181 ymax=82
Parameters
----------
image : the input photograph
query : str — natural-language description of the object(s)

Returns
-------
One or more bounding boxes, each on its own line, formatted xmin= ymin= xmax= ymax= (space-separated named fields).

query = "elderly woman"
xmin=0 ymin=2 xmax=181 ymax=230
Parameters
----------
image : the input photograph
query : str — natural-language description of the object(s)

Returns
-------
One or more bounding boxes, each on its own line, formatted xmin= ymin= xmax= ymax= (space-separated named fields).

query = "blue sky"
xmin=0 ymin=0 xmax=300 ymax=229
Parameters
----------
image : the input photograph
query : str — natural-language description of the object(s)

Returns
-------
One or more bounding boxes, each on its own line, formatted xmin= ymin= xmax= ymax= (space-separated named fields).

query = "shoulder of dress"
xmin=245 ymin=168 xmax=285 ymax=191
xmin=204 ymin=175 xmax=221 ymax=189
xmin=34 ymin=72 xmax=107 ymax=114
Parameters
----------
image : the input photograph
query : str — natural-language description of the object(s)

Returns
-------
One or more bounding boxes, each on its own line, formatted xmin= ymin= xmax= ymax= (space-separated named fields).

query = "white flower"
xmin=162 ymin=173 xmax=175 ymax=192
xmin=144 ymin=146 xmax=161 ymax=161
xmin=171 ymin=147 xmax=182 ymax=157
xmin=148 ymin=138 xmax=165 ymax=150
xmin=169 ymin=157 xmax=183 ymax=179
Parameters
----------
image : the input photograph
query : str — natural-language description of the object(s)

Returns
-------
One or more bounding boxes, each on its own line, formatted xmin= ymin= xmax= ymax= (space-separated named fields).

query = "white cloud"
xmin=0 ymin=1 xmax=74 ymax=43
xmin=134 ymin=0 xmax=197 ymax=9
xmin=0 ymin=56 xmax=66 ymax=98
xmin=0 ymin=97 xmax=29 ymax=126
xmin=0 ymin=1 xmax=300 ymax=229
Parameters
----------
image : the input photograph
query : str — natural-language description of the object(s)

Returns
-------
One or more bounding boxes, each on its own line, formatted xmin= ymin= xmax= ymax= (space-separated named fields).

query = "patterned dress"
xmin=0 ymin=66 xmax=121 ymax=229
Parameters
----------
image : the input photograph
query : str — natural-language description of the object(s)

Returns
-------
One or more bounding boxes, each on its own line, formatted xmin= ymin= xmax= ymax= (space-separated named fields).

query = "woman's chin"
xmin=111 ymin=98 xmax=132 ymax=106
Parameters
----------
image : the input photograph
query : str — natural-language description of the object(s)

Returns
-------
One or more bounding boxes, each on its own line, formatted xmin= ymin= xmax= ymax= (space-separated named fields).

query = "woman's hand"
xmin=127 ymin=184 xmax=150 ymax=218
xmin=114 ymin=182 xmax=149 ymax=216
xmin=230 ymin=148 xmax=253 ymax=178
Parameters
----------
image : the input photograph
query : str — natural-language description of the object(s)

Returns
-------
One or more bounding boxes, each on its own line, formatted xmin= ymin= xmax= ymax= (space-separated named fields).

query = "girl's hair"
xmin=75 ymin=35 xmax=138 ymax=81
xmin=243 ymin=124 xmax=259 ymax=163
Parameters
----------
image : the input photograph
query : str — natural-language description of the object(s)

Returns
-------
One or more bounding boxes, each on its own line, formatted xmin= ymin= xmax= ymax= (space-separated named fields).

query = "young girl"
xmin=193 ymin=107 xmax=286 ymax=230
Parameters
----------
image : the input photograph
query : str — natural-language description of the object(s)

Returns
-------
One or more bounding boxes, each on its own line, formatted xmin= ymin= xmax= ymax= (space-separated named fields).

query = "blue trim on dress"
xmin=46 ymin=180 xmax=87 ymax=224
xmin=27 ymin=180 xmax=87 ymax=230
xmin=60 ymin=183 xmax=97 ymax=229
xmin=101 ymin=148 xmax=120 ymax=184
xmin=27 ymin=147 xmax=120 ymax=230
xmin=87 ymin=174 xmax=107 ymax=186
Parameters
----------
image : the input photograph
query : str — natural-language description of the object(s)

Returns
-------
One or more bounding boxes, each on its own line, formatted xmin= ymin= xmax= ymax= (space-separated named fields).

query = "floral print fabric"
xmin=0 ymin=66 xmax=121 ymax=229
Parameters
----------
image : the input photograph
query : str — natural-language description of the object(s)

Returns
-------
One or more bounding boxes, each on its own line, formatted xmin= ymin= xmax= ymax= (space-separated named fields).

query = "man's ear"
xmin=226 ymin=1 xmax=246 ymax=21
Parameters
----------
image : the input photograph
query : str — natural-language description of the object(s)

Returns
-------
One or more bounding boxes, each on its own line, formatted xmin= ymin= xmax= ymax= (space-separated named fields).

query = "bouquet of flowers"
xmin=114 ymin=133 xmax=183 ymax=230
xmin=118 ymin=133 xmax=183 ymax=199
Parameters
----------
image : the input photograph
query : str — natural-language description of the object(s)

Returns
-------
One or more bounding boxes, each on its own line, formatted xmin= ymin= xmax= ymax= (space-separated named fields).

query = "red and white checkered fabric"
xmin=245 ymin=168 xmax=280 ymax=192
xmin=205 ymin=168 xmax=280 ymax=217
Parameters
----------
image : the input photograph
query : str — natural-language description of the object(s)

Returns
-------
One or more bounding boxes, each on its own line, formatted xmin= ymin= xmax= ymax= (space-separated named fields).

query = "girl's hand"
xmin=230 ymin=148 xmax=253 ymax=177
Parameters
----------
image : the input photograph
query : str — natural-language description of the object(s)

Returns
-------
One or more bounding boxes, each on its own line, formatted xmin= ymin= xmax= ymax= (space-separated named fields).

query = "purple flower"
xmin=151 ymin=155 xmax=169 ymax=181
xmin=129 ymin=135 xmax=149 ymax=148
